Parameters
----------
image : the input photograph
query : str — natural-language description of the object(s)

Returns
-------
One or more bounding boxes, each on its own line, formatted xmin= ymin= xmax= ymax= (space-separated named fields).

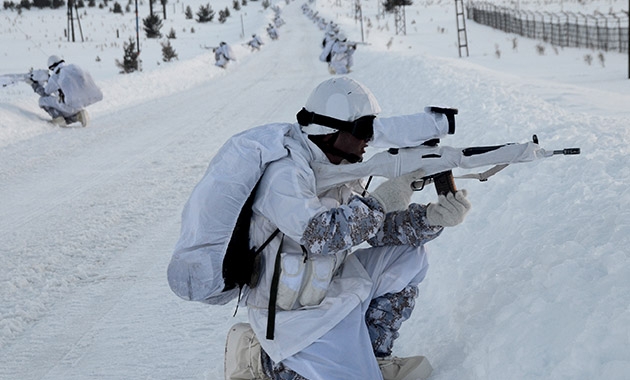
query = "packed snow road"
xmin=0 ymin=4 xmax=330 ymax=379
xmin=2 ymin=1 xmax=630 ymax=379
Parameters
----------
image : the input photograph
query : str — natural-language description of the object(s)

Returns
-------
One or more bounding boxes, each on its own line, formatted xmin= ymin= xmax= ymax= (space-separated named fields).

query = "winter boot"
xmin=51 ymin=116 xmax=67 ymax=127
xmin=224 ymin=323 xmax=268 ymax=380
xmin=76 ymin=109 xmax=89 ymax=127
xmin=377 ymin=356 xmax=433 ymax=380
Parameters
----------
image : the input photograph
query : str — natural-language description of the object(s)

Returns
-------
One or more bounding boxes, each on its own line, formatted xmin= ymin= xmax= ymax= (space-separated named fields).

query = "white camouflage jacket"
xmin=245 ymin=122 xmax=445 ymax=362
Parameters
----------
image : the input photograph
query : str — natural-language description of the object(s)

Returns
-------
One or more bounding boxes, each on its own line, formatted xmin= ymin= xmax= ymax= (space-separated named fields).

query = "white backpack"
xmin=167 ymin=123 xmax=294 ymax=305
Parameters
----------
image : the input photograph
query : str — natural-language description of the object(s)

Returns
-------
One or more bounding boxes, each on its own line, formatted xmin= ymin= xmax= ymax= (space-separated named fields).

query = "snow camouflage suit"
xmin=245 ymin=124 xmax=444 ymax=379
xmin=32 ymin=62 xmax=102 ymax=120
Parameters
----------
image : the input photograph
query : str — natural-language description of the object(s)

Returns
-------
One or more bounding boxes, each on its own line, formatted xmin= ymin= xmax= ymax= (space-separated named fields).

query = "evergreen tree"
xmin=382 ymin=0 xmax=412 ymax=13
xmin=167 ymin=27 xmax=176 ymax=39
xmin=161 ymin=39 xmax=178 ymax=62
xmin=232 ymin=0 xmax=240 ymax=11
xmin=195 ymin=3 xmax=214 ymax=23
xmin=116 ymin=37 xmax=140 ymax=73
xmin=185 ymin=5 xmax=193 ymax=19
xmin=143 ymin=12 xmax=163 ymax=38
xmin=112 ymin=1 xmax=123 ymax=13
xmin=32 ymin=0 xmax=51 ymax=8
xmin=218 ymin=8 xmax=228 ymax=23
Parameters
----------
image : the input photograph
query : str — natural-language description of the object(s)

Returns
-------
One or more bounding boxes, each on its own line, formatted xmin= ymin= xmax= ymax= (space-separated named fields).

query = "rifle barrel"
xmin=554 ymin=148 xmax=581 ymax=155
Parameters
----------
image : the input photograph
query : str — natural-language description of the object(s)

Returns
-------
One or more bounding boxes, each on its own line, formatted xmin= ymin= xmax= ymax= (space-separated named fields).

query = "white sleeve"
xmin=371 ymin=112 xmax=449 ymax=149
xmin=43 ymin=73 xmax=61 ymax=95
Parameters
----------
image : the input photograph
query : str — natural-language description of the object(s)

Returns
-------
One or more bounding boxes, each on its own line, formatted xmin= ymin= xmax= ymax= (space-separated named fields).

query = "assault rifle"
xmin=407 ymin=134 xmax=580 ymax=195
xmin=311 ymin=132 xmax=580 ymax=196
xmin=0 ymin=73 xmax=28 ymax=87
xmin=0 ymin=69 xmax=48 ymax=88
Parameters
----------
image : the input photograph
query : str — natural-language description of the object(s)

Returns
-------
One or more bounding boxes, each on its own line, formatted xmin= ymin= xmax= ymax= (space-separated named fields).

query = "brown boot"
xmin=377 ymin=356 xmax=433 ymax=380
xmin=224 ymin=323 xmax=268 ymax=379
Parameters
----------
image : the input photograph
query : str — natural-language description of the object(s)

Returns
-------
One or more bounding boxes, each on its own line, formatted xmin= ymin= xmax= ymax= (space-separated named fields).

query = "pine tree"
xmin=116 ymin=37 xmax=140 ymax=73
xmin=382 ymin=0 xmax=412 ymax=13
xmin=232 ymin=0 xmax=240 ymax=11
xmin=161 ymin=40 xmax=178 ymax=62
xmin=196 ymin=3 xmax=214 ymax=23
xmin=112 ymin=1 xmax=123 ymax=13
xmin=218 ymin=8 xmax=228 ymax=23
xmin=143 ymin=13 xmax=163 ymax=38
xmin=185 ymin=5 xmax=193 ymax=19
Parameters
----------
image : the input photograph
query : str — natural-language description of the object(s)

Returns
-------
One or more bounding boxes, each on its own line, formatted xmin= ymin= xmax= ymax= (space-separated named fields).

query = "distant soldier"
xmin=214 ymin=42 xmax=236 ymax=68
xmin=267 ymin=24 xmax=279 ymax=40
xmin=247 ymin=34 xmax=264 ymax=51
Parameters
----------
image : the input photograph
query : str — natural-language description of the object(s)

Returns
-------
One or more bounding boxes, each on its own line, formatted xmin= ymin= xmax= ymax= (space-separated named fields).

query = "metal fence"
xmin=466 ymin=1 xmax=629 ymax=53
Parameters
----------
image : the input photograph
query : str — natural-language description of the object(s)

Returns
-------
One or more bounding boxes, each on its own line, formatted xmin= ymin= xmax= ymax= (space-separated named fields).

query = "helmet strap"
xmin=308 ymin=133 xmax=362 ymax=164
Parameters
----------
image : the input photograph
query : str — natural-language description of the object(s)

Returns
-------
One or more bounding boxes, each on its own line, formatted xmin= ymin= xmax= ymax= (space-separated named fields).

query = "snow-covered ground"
xmin=1 ymin=0 xmax=629 ymax=379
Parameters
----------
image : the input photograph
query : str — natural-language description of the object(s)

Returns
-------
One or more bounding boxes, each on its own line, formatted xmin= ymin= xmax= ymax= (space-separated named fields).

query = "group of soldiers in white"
xmin=302 ymin=4 xmax=357 ymax=75
xmin=218 ymin=7 xmax=285 ymax=67
xmin=18 ymin=4 xmax=355 ymax=129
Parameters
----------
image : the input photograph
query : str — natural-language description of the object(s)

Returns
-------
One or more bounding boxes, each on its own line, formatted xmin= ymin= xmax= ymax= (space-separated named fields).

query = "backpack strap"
xmin=266 ymin=234 xmax=284 ymax=340
xmin=231 ymin=228 xmax=281 ymax=318
xmin=248 ymin=228 xmax=281 ymax=289
xmin=265 ymin=234 xmax=308 ymax=340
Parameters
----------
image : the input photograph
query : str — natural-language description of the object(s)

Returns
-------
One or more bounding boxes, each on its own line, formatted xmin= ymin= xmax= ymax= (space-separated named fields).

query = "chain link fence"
xmin=466 ymin=1 xmax=629 ymax=53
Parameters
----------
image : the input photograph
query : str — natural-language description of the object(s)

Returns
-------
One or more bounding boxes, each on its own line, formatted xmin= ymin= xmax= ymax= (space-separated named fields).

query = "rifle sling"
xmin=266 ymin=234 xmax=284 ymax=340
xmin=456 ymin=164 xmax=510 ymax=182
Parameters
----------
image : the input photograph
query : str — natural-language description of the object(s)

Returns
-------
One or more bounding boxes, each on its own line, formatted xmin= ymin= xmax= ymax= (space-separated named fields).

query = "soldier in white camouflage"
xmin=225 ymin=77 xmax=472 ymax=380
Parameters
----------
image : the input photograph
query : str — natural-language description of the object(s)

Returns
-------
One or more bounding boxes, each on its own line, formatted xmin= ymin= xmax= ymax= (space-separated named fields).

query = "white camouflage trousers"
xmin=261 ymin=244 xmax=429 ymax=380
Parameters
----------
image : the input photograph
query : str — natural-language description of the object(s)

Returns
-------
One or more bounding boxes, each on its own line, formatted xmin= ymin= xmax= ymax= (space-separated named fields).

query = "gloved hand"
xmin=370 ymin=169 xmax=425 ymax=213
xmin=30 ymin=69 xmax=49 ymax=83
xmin=426 ymin=190 xmax=471 ymax=227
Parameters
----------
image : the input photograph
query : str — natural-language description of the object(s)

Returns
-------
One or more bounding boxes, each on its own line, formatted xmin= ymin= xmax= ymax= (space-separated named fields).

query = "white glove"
xmin=426 ymin=189 xmax=471 ymax=227
xmin=370 ymin=169 xmax=425 ymax=213
xmin=30 ymin=69 xmax=50 ymax=83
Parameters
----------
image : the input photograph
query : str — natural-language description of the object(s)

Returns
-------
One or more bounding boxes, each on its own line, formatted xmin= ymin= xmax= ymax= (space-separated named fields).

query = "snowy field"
xmin=0 ymin=0 xmax=629 ymax=379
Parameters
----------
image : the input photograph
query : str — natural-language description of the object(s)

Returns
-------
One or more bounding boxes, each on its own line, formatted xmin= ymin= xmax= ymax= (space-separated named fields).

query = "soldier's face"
xmin=332 ymin=131 xmax=368 ymax=161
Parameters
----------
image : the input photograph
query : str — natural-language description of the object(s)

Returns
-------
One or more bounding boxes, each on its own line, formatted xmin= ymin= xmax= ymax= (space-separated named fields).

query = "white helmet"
xmin=299 ymin=77 xmax=381 ymax=136
xmin=47 ymin=55 xmax=64 ymax=70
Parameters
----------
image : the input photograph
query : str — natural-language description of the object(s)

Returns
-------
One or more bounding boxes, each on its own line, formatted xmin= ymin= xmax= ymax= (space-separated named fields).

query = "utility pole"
xmin=67 ymin=0 xmax=75 ymax=42
xmin=66 ymin=0 xmax=84 ymax=42
xmin=455 ymin=0 xmax=469 ymax=57
xmin=135 ymin=0 xmax=140 ymax=55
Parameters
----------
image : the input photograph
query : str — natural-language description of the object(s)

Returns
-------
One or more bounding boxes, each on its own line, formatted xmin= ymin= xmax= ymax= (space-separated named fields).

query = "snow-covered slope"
xmin=1 ymin=0 xmax=629 ymax=379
